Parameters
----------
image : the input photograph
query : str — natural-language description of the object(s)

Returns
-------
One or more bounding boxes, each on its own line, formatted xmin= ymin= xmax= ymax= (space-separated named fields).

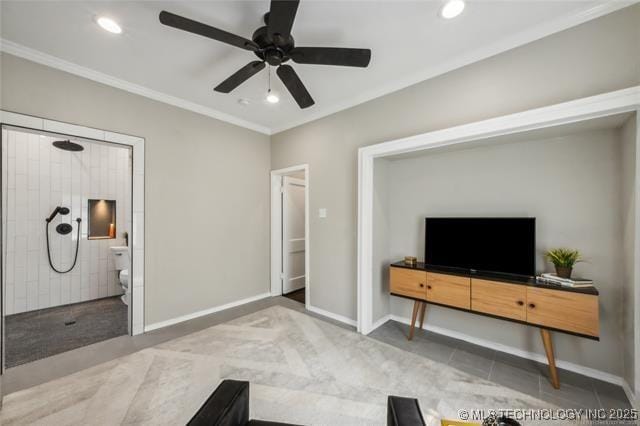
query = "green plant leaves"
xmin=545 ymin=248 xmax=581 ymax=267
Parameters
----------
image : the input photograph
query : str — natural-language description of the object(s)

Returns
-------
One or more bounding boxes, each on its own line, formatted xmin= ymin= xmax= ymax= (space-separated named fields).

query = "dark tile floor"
xmin=369 ymin=320 xmax=633 ymax=413
xmin=283 ymin=288 xmax=305 ymax=304
xmin=5 ymin=296 xmax=128 ymax=368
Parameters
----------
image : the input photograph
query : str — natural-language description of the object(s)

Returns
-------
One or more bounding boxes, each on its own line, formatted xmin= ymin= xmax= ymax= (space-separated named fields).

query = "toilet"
xmin=110 ymin=246 xmax=130 ymax=305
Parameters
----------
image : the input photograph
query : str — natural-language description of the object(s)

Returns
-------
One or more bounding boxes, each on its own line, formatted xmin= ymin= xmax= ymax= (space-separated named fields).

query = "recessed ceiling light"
xmin=266 ymin=90 xmax=279 ymax=104
xmin=96 ymin=16 xmax=122 ymax=34
xmin=440 ymin=0 xmax=465 ymax=19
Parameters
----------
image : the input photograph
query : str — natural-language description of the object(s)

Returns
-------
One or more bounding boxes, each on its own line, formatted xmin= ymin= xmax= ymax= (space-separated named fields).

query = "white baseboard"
xmin=307 ymin=305 xmax=357 ymax=327
xmin=144 ymin=292 xmax=271 ymax=332
xmin=371 ymin=314 xmax=392 ymax=332
xmin=621 ymin=381 xmax=638 ymax=410
xmin=373 ymin=314 xmax=631 ymax=392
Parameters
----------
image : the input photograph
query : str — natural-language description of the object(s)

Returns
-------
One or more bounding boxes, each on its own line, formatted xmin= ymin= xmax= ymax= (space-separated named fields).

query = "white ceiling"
xmin=0 ymin=1 xmax=628 ymax=134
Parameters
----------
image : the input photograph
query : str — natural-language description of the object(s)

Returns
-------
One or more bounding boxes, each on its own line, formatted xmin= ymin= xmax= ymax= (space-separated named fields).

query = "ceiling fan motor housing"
xmin=252 ymin=26 xmax=294 ymax=66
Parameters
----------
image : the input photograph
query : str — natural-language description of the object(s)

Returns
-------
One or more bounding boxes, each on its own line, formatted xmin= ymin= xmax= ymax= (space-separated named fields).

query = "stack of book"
xmin=536 ymin=273 xmax=594 ymax=288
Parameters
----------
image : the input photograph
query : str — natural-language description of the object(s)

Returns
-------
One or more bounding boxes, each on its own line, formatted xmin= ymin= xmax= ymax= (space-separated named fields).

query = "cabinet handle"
xmin=427 ymin=285 xmax=432 ymax=290
xmin=528 ymin=303 xmax=536 ymax=309
xmin=516 ymin=300 xmax=524 ymax=306
xmin=419 ymin=283 xmax=424 ymax=288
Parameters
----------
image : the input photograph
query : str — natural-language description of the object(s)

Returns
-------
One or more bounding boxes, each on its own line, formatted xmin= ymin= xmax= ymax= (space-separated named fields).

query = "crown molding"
xmin=1 ymin=1 xmax=635 ymax=136
xmin=270 ymin=1 xmax=637 ymax=134
xmin=0 ymin=39 xmax=272 ymax=135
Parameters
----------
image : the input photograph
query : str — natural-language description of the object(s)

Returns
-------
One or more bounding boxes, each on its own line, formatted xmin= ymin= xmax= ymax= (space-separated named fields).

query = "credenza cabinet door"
xmin=390 ymin=268 xmax=427 ymax=300
xmin=426 ymin=272 xmax=470 ymax=309
xmin=526 ymin=287 xmax=599 ymax=337
xmin=471 ymin=279 xmax=527 ymax=321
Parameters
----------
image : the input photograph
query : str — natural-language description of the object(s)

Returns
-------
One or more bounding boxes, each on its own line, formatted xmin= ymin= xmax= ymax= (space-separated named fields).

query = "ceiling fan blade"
xmin=290 ymin=47 xmax=371 ymax=67
xmin=277 ymin=65 xmax=314 ymax=109
xmin=159 ymin=11 xmax=258 ymax=52
xmin=267 ymin=0 xmax=299 ymax=40
xmin=214 ymin=61 xmax=266 ymax=93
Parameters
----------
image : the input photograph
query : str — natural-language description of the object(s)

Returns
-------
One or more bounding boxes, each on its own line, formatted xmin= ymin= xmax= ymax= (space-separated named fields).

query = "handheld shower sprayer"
xmin=46 ymin=206 xmax=70 ymax=223
xmin=45 ymin=206 xmax=82 ymax=273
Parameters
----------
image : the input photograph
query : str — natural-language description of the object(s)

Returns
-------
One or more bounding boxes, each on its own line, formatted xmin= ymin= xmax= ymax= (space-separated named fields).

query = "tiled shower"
xmin=1 ymin=127 xmax=131 ymax=314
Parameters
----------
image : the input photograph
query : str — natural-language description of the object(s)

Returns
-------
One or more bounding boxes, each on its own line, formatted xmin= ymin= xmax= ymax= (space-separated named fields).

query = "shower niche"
xmin=88 ymin=199 xmax=117 ymax=240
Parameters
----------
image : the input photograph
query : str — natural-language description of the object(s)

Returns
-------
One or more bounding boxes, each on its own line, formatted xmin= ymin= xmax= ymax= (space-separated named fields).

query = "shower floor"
xmin=5 ymin=296 xmax=128 ymax=368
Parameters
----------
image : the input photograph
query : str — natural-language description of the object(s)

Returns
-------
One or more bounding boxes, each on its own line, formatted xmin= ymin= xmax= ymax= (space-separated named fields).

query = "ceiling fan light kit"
xmin=96 ymin=16 xmax=122 ymax=34
xmin=441 ymin=0 xmax=466 ymax=19
xmin=266 ymin=90 xmax=280 ymax=104
xmin=159 ymin=0 xmax=372 ymax=109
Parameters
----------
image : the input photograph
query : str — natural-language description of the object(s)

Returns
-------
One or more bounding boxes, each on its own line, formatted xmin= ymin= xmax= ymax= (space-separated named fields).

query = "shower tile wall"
xmin=2 ymin=128 xmax=131 ymax=315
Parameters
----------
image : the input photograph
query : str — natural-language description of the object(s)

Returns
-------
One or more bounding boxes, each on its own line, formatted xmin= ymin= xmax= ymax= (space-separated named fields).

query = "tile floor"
xmin=2 ymin=296 xmax=633 ymax=421
xmin=1 ymin=296 xmax=322 ymax=395
xmin=369 ymin=320 xmax=632 ymax=412
xmin=1 ymin=305 xmax=573 ymax=426
xmin=4 ymin=296 xmax=128 ymax=368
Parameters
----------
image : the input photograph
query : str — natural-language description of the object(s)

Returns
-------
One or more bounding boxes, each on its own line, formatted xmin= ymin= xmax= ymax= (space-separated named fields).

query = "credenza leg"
xmin=408 ymin=300 xmax=420 ymax=340
xmin=540 ymin=328 xmax=560 ymax=389
xmin=419 ymin=302 xmax=426 ymax=329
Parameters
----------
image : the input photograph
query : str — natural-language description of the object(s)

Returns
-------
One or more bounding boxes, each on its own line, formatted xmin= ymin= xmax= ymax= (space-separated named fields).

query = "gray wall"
xmin=621 ymin=115 xmax=637 ymax=391
xmin=0 ymin=53 xmax=271 ymax=326
xmin=385 ymin=129 xmax=625 ymax=375
xmin=270 ymin=5 xmax=640 ymax=322
xmin=372 ymin=158 xmax=391 ymax=322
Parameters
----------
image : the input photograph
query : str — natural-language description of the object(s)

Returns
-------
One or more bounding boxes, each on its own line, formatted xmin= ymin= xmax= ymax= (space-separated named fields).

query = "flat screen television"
xmin=425 ymin=218 xmax=536 ymax=277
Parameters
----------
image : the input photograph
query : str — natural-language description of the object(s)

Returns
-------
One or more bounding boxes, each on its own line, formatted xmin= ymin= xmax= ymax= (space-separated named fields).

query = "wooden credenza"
xmin=389 ymin=262 xmax=600 ymax=389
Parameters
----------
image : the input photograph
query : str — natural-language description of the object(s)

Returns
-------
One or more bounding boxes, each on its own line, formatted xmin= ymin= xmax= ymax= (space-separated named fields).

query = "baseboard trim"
xmin=621 ymin=381 xmax=638 ymax=410
xmin=144 ymin=292 xmax=272 ymax=332
xmin=377 ymin=314 xmax=628 ymax=389
xmin=371 ymin=314 xmax=392 ymax=332
xmin=307 ymin=305 xmax=357 ymax=327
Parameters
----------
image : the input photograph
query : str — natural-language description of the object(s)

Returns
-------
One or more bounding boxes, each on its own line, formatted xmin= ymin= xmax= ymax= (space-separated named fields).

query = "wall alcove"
xmin=88 ymin=199 xmax=117 ymax=239
xmin=357 ymin=86 xmax=640 ymax=402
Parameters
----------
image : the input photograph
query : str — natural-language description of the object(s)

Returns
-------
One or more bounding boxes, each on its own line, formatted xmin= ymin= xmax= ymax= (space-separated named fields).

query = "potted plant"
xmin=545 ymin=248 xmax=581 ymax=279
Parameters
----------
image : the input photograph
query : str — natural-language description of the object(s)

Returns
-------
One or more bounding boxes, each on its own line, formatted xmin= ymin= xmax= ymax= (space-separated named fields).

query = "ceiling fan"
xmin=159 ymin=0 xmax=371 ymax=109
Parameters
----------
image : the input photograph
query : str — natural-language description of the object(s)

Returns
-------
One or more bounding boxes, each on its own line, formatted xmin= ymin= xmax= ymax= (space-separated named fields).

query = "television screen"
xmin=425 ymin=218 xmax=535 ymax=276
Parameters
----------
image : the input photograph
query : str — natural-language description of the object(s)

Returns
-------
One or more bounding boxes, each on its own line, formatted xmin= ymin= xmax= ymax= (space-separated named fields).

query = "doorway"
xmin=1 ymin=126 xmax=132 ymax=368
xmin=0 ymin=111 xmax=146 ymax=405
xmin=270 ymin=165 xmax=309 ymax=308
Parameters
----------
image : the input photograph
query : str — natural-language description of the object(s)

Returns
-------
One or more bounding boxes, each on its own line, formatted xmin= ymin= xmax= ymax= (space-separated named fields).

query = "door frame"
xmin=0 ymin=111 xmax=145 ymax=402
xmin=282 ymin=176 xmax=307 ymax=295
xmin=270 ymin=164 xmax=309 ymax=310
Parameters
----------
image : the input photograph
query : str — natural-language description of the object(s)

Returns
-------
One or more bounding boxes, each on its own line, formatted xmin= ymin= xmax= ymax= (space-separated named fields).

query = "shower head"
xmin=46 ymin=206 xmax=70 ymax=223
xmin=52 ymin=140 xmax=84 ymax=152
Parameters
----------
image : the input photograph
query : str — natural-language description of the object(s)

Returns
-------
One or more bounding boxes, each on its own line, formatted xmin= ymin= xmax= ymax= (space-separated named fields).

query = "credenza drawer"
xmin=526 ymin=287 xmax=599 ymax=337
xmin=426 ymin=272 xmax=470 ymax=309
xmin=471 ymin=279 xmax=526 ymax=321
xmin=390 ymin=267 xmax=427 ymax=300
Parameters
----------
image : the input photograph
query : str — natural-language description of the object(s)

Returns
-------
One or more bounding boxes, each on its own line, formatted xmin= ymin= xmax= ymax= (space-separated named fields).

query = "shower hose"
xmin=45 ymin=218 xmax=82 ymax=274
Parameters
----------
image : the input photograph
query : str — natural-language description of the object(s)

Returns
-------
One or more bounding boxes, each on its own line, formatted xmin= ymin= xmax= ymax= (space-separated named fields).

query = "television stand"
xmin=389 ymin=262 xmax=599 ymax=389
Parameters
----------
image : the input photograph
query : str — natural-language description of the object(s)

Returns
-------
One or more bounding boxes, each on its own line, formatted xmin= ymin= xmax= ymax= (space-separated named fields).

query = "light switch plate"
xmin=319 ymin=208 xmax=327 ymax=218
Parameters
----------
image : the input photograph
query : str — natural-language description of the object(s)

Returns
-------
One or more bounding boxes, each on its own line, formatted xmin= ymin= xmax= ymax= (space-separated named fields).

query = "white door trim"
xmin=282 ymin=176 xmax=306 ymax=295
xmin=0 ymin=110 xmax=145 ymax=336
xmin=0 ymin=110 xmax=145 ymax=406
xmin=270 ymin=164 xmax=309 ymax=310
xmin=357 ymin=86 xmax=640 ymax=403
